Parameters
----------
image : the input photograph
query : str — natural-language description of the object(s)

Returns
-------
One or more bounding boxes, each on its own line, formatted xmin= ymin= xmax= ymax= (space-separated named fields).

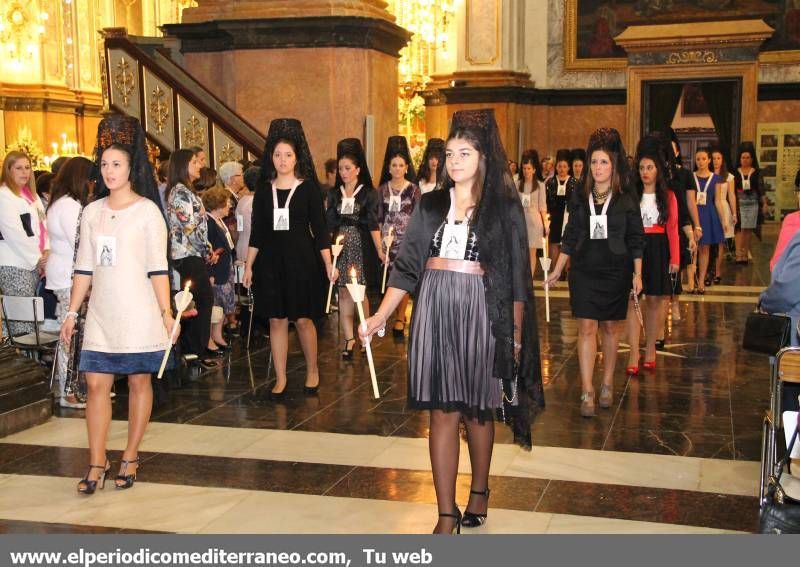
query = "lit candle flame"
xmin=350 ymin=268 xmax=358 ymax=285
xmin=335 ymin=235 xmax=344 ymax=245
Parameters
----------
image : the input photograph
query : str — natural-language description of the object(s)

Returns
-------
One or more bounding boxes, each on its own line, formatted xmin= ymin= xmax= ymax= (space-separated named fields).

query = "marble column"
xmin=164 ymin=0 xmax=409 ymax=175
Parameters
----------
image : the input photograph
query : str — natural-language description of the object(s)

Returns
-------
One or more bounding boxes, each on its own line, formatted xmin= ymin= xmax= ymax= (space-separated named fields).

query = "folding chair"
xmin=760 ymin=346 xmax=800 ymax=505
xmin=0 ymin=295 xmax=59 ymax=362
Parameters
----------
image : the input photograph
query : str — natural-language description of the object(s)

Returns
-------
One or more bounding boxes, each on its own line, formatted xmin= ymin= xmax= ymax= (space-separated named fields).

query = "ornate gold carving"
xmin=99 ymin=49 xmax=109 ymax=110
xmin=218 ymin=141 xmax=239 ymax=164
xmin=183 ymin=115 xmax=206 ymax=149
xmin=149 ymin=84 xmax=169 ymax=135
xmin=666 ymin=50 xmax=719 ymax=65
xmin=113 ymin=56 xmax=135 ymax=107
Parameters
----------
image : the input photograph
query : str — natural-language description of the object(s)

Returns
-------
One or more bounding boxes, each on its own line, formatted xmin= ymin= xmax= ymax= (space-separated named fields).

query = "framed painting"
xmin=564 ymin=0 xmax=800 ymax=71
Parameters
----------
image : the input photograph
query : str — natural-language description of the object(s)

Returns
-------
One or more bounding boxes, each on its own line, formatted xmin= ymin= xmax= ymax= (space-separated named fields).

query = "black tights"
xmin=429 ymin=410 xmax=494 ymax=533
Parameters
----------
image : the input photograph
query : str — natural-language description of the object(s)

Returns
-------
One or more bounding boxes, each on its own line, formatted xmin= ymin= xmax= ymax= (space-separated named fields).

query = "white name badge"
xmin=696 ymin=191 xmax=707 ymax=206
xmin=388 ymin=194 xmax=401 ymax=213
xmin=557 ymin=182 xmax=567 ymax=197
xmin=521 ymin=194 xmax=531 ymax=208
xmin=588 ymin=194 xmax=611 ymax=240
xmin=96 ymin=235 xmax=117 ymax=267
xmin=590 ymin=215 xmax=608 ymax=240
xmin=743 ymin=179 xmax=751 ymax=191
xmin=341 ymin=198 xmax=355 ymax=215
xmin=642 ymin=212 xmax=654 ymax=228
xmin=273 ymin=208 xmax=290 ymax=231
xmin=440 ymin=223 xmax=469 ymax=260
xmin=236 ymin=214 xmax=244 ymax=231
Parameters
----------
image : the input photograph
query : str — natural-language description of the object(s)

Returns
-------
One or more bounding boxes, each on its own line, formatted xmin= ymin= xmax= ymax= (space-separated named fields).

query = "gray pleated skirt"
xmin=408 ymin=267 xmax=501 ymax=421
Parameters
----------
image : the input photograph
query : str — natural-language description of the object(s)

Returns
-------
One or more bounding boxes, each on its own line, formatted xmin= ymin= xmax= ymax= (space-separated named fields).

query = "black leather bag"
xmin=759 ymin=423 xmax=800 ymax=534
xmin=742 ymin=312 xmax=792 ymax=355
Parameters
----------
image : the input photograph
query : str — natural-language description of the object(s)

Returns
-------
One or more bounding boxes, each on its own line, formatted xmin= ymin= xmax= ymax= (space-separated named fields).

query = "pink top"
xmin=771 ymin=211 xmax=800 ymax=271
xmin=19 ymin=186 xmax=47 ymax=253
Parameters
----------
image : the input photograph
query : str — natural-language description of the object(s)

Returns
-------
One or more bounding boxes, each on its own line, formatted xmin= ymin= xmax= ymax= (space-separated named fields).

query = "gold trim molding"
xmin=465 ymin=0 xmax=501 ymax=66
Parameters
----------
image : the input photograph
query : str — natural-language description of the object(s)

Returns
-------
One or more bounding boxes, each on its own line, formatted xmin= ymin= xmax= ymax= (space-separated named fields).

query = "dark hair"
xmin=693 ymin=146 xmax=713 ymax=172
xmin=335 ymin=151 xmax=373 ymax=190
xmin=35 ymin=172 xmax=54 ymax=200
xmin=263 ymin=138 xmax=303 ymax=181
xmin=190 ymin=146 xmax=205 ymax=155
xmin=709 ymin=145 xmax=730 ymax=179
xmin=166 ymin=148 xmax=195 ymax=202
xmin=50 ymin=156 xmax=70 ymax=175
xmin=324 ymin=158 xmax=337 ymax=175
xmin=194 ymin=167 xmax=218 ymax=192
xmin=416 ymin=140 xmax=445 ymax=185
xmin=519 ymin=149 xmax=544 ymax=186
xmin=735 ymin=141 xmax=760 ymax=171
xmin=440 ymin=128 xmax=487 ymax=210
xmin=583 ymin=148 xmax=624 ymax=199
xmin=634 ymin=144 xmax=669 ymax=224
xmin=378 ymin=152 xmax=414 ymax=186
xmin=156 ymin=160 xmax=169 ymax=183
xmin=243 ymin=166 xmax=261 ymax=192
xmin=47 ymin=156 xmax=93 ymax=211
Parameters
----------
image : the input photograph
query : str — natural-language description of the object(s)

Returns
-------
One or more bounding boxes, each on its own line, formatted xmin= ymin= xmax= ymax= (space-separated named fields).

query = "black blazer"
xmin=561 ymin=189 xmax=644 ymax=258
xmin=388 ymin=189 xmax=529 ymax=303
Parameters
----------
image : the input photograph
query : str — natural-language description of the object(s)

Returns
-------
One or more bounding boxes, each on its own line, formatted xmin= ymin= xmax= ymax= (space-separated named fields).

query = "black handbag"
xmin=759 ymin=423 xmax=800 ymax=534
xmin=742 ymin=311 xmax=792 ymax=355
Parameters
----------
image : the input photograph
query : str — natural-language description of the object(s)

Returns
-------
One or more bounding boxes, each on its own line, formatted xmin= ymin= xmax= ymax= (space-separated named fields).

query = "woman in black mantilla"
xmin=243 ymin=118 xmax=334 ymax=398
xmin=416 ymin=138 xmax=445 ymax=194
xmin=546 ymin=128 xmax=644 ymax=418
xmin=377 ymin=135 xmax=421 ymax=337
xmin=327 ymin=138 xmax=383 ymax=359
xmin=545 ymin=148 xmax=578 ymax=264
xmin=360 ymin=109 xmax=544 ymax=534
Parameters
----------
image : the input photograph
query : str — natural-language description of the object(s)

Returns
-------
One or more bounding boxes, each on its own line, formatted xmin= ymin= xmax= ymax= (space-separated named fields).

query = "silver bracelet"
xmin=65 ymin=311 xmax=79 ymax=320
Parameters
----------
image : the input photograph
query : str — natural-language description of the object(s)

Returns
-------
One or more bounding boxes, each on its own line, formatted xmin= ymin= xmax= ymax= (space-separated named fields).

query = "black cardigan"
xmin=561 ymin=189 xmax=644 ymax=259
xmin=388 ymin=189 xmax=527 ymax=302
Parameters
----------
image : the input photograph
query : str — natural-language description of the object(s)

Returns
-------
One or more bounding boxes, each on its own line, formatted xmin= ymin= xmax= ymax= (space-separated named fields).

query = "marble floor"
xmin=0 ymin=229 xmax=783 ymax=534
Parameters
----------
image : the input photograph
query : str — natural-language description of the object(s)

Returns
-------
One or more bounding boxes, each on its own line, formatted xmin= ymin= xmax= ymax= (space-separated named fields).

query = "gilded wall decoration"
xmin=666 ymin=50 xmax=719 ymax=65
xmin=213 ymin=124 xmax=242 ymax=167
xmin=177 ymin=96 xmax=207 ymax=151
xmin=107 ymin=48 xmax=140 ymax=119
xmin=143 ymin=67 xmax=174 ymax=150
xmin=465 ymin=0 xmax=500 ymax=65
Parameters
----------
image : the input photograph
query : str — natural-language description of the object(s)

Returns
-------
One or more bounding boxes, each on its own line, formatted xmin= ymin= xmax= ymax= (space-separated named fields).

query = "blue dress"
xmin=695 ymin=174 xmax=724 ymax=245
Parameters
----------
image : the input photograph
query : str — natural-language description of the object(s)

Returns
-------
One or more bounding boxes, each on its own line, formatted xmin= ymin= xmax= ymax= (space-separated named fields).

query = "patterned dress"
xmin=378 ymin=180 xmax=421 ymax=267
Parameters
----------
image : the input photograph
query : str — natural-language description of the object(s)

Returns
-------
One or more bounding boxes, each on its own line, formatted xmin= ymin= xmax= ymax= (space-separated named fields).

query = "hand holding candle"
xmin=381 ymin=226 xmax=394 ymax=294
xmin=158 ymin=281 xmax=193 ymax=379
xmin=346 ymin=268 xmax=380 ymax=399
xmin=326 ymin=235 xmax=345 ymax=313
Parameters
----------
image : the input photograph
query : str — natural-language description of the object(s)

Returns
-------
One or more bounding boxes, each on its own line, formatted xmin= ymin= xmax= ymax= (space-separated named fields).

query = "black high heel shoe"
xmin=115 ymin=458 xmax=140 ymax=490
xmin=77 ymin=460 xmax=111 ymax=495
xmin=461 ymin=488 xmax=490 ymax=528
xmin=341 ymin=338 xmax=355 ymax=360
xmin=437 ymin=506 xmax=462 ymax=535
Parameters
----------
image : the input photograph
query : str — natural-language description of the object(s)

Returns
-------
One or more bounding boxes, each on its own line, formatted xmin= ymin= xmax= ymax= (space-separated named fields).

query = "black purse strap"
xmin=774 ymin=419 xmax=800 ymax=484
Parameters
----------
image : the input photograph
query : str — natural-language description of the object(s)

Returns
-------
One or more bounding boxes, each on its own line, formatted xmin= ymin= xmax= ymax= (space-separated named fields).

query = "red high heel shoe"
xmin=626 ymin=365 xmax=640 ymax=375
xmin=642 ymin=360 xmax=657 ymax=371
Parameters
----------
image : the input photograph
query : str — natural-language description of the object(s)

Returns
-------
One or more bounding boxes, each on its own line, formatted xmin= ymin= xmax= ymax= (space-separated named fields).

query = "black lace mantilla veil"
xmin=258 ymin=118 xmax=320 ymax=189
xmin=448 ymin=108 xmax=545 ymax=449
xmin=378 ymin=135 xmax=417 ymax=186
xmin=92 ymin=114 xmax=163 ymax=214
xmin=416 ymin=138 xmax=445 ymax=187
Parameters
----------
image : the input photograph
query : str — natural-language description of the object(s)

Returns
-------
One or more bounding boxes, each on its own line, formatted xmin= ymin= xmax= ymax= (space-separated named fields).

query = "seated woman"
xmin=760 ymin=230 xmax=800 ymax=416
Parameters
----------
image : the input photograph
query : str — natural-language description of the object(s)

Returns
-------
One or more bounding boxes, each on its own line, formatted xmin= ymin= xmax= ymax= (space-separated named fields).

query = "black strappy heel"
xmin=341 ymin=338 xmax=355 ymax=360
xmin=461 ymin=488 xmax=490 ymax=528
xmin=115 ymin=458 xmax=140 ymax=490
xmin=77 ymin=460 xmax=111 ymax=495
xmin=437 ymin=506 xmax=462 ymax=534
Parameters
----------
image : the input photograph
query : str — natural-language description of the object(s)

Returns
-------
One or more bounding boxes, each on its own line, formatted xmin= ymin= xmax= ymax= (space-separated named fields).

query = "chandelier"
xmin=387 ymin=0 xmax=456 ymax=149
xmin=0 ymin=1 xmax=48 ymax=68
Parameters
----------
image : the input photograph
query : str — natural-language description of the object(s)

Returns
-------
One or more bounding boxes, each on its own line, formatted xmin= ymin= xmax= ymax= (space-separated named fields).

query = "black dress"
xmin=545 ymin=175 xmax=578 ymax=244
xmin=326 ymin=185 xmax=381 ymax=289
xmin=249 ymin=179 xmax=329 ymax=321
xmin=562 ymin=190 xmax=644 ymax=321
